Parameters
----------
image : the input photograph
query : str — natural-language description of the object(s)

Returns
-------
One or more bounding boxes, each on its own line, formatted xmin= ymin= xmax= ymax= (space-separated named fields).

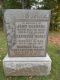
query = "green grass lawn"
xmin=0 ymin=28 xmax=60 ymax=80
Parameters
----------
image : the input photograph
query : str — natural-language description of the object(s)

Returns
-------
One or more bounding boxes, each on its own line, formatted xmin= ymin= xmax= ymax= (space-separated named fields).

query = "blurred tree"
xmin=3 ymin=0 xmax=22 ymax=9
xmin=39 ymin=0 xmax=60 ymax=31
xmin=0 ymin=1 xmax=3 ymax=27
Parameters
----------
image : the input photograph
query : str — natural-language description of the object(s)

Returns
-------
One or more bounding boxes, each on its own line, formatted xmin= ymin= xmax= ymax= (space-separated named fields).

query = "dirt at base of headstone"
xmin=48 ymin=36 xmax=60 ymax=46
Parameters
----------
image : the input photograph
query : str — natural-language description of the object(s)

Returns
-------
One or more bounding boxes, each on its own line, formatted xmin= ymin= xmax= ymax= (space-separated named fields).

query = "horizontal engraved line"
xmin=16 ymin=19 xmax=49 ymax=22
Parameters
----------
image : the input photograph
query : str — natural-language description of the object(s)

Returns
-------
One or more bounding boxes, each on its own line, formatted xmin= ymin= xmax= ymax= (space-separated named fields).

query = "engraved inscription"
xmin=4 ymin=10 xmax=50 ymax=56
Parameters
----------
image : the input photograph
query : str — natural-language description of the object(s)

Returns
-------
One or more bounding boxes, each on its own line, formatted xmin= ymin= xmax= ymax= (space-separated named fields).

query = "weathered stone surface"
xmin=3 ymin=9 xmax=52 ymax=76
xmin=3 ymin=54 xmax=51 ymax=76
xmin=4 ymin=9 xmax=51 ymax=57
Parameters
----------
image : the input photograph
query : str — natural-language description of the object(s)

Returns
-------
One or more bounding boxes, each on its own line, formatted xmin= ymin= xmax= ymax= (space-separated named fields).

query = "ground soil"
xmin=48 ymin=35 xmax=60 ymax=46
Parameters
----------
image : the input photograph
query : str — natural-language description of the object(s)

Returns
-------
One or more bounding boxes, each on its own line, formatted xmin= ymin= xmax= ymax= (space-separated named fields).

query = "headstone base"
xmin=3 ymin=54 xmax=51 ymax=76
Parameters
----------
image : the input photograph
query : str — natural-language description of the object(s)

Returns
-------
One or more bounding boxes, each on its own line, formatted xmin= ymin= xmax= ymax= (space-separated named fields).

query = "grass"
xmin=49 ymin=31 xmax=60 ymax=36
xmin=0 ymin=27 xmax=60 ymax=80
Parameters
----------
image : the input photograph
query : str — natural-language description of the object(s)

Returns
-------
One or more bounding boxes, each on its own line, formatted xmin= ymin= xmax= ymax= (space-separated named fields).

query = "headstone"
xmin=3 ymin=9 xmax=51 ymax=76
xmin=4 ymin=10 xmax=50 ymax=57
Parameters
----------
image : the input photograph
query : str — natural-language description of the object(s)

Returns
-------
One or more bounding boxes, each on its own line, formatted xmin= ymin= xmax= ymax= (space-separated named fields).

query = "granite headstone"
xmin=4 ymin=10 xmax=50 ymax=57
xmin=3 ymin=9 xmax=51 ymax=76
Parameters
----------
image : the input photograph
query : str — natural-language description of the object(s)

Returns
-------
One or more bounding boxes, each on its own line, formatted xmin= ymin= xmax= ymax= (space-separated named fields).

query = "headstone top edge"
xmin=4 ymin=9 xmax=51 ymax=23
xmin=4 ymin=9 xmax=51 ymax=15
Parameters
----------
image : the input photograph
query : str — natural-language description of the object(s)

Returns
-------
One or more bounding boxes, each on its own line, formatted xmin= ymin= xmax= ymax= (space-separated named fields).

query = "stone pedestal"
xmin=3 ymin=54 xmax=51 ymax=76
